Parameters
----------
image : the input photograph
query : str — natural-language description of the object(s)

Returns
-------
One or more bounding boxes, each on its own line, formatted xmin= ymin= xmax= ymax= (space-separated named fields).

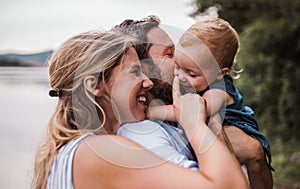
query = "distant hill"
xmin=0 ymin=50 xmax=53 ymax=67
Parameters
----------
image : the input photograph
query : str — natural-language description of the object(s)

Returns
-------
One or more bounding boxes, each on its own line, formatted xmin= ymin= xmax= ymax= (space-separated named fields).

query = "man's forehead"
xmin=146 ymin=27 xmax=174 ymax=47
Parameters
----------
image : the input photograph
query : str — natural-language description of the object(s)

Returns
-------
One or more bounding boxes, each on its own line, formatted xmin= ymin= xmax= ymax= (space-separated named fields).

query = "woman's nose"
xmin=142 ymin=75 xmax=153 ymax=90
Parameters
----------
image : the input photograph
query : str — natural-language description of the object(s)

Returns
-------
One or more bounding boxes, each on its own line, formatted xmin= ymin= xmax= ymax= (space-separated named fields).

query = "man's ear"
xmin=83 ymin=75 xmax=102 ymax=97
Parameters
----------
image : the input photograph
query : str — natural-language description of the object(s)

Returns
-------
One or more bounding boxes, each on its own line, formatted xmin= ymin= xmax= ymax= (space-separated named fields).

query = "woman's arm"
xmin=73 ymin=134 xmax=248 ymax=189
xmin=72 ymin=77 xmax=249 ymax=189
xmin=171 ymin=76 xmax=248 ymax=188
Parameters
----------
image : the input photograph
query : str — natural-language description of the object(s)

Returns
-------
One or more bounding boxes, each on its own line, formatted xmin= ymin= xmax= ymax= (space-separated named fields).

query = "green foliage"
xmin=191 ymin=0 xmax=300 ymax=187
xmin=237 ymin=18 xmax=300 ymax=141
xmin=191 ymin=0 xmax=300 ymax=32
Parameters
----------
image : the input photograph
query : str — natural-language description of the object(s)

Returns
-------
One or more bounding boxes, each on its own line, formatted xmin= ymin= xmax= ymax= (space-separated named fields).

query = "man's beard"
xmin=142 ymin=60 xmax=173 ymax=106
xmin=149 ymin=78 xmax=173 ymax=105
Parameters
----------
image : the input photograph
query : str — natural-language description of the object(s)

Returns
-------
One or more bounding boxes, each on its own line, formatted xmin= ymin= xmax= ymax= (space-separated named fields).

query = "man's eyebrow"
xmin=164 ymin=44 xmax=175 ymax=52
xmin=146 ymin=43 xmax=174 ymax=54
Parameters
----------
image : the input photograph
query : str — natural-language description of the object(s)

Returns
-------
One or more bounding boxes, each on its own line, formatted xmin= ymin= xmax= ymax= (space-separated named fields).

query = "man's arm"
xmin=207 ymin=114 xmax=273 ymax=189
xmin=223 ymin=126 xmax=273 ymax=189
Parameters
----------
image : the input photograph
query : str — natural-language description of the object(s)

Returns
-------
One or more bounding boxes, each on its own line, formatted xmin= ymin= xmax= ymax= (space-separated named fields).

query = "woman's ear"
xmin=83 ymin=75 xmax=102 ymax=97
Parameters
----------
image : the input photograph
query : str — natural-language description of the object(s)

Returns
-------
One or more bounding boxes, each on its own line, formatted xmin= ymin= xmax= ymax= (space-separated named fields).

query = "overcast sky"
xmin=0 ymin=0 xmax=196 ymax=53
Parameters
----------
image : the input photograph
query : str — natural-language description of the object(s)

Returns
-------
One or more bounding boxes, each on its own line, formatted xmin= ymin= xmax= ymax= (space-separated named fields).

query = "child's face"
xmin=174 ymin=44 xmax=220 ymax=93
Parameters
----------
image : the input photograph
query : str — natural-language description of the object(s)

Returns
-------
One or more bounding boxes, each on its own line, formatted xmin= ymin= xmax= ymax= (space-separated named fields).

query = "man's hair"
xmin=180 ymin=17 xmax=239 ymax=70
xmin=111 ymin=15 xmax=160 ymax=60
xmin=112 ymin=16 xmax=173 ymax=105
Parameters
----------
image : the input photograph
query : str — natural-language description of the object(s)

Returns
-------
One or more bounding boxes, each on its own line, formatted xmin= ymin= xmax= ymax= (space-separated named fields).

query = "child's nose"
xmin=177 ymin=70 xmax=187 ymax=82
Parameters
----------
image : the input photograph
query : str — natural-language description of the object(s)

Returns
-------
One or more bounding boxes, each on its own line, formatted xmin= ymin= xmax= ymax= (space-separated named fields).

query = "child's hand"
xmin=172 ymin=76 xmax=207 ymax=135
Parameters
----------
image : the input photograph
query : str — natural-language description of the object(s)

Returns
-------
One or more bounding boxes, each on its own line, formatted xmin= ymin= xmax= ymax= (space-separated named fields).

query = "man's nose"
xmin=169 ymin=55 xmax=175 ymax=65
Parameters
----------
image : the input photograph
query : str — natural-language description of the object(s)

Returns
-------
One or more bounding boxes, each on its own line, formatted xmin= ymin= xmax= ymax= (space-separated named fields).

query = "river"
xmin=0 ymin=67 xmax=57 ymax=189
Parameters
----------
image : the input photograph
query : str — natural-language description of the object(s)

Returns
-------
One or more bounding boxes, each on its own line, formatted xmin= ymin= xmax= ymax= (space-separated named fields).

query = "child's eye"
xmin=175 ymin=64 xmax=180 ymax=69
xmin=189 ymin=72 xmax=198 ymax=77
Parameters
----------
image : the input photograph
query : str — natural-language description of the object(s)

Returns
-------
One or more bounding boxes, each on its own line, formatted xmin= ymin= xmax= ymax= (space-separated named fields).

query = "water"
xmin=0 ymin=67 xmax=57 ymax=189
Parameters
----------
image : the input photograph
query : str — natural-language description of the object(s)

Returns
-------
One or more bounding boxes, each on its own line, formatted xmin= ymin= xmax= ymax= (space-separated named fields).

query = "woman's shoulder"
xmin=76 ymin=134 xmax=141 ymax=153
xmin=74 ymin=134 xmax=157 ymax=165
xmin=72 ymin=134 xmax=146 ymax=187
xmin=72 ymin=134 xmax=164 ymax=188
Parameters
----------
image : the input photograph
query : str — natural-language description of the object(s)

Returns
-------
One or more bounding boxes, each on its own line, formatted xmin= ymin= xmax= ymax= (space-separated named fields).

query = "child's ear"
xmin=221 ymin=68 xmax=230 ymax=75
xmin=217 ymin=68 xmax=230 ymax=80
xmin=83 ymin=75 xmax=102 ymax=97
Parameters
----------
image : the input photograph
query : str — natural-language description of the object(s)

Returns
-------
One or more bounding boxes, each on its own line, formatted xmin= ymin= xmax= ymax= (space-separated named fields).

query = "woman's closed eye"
xmin=131 ymin=65 xmax=141 ymax=76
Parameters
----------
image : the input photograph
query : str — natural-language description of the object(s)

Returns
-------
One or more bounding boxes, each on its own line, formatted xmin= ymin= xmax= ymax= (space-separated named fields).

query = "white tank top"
xmin=47 ymin=133 xmax=94 ymax=189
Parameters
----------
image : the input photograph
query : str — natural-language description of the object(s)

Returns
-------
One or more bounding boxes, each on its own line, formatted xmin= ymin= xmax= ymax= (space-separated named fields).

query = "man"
xmin=113 ymin=15 xmax=273 ymax=189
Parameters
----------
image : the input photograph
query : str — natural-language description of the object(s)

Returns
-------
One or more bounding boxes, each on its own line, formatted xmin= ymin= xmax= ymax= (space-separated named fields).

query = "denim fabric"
xmin=199 ymin=74 xmax=273 ymax=170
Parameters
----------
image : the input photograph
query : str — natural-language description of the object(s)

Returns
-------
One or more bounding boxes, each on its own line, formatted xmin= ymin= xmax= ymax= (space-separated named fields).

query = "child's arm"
xmin=146 ymin=105 xmax=177 ymax=122
xmin=147 ymin=89 xmax=234 ymax=121
xmin=202 ymin=89 xmax=234 ymax=116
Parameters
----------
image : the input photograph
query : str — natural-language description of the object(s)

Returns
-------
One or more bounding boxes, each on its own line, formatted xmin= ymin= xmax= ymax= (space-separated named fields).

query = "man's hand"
xmin=223 ymin=126 xmax=273 ymax=189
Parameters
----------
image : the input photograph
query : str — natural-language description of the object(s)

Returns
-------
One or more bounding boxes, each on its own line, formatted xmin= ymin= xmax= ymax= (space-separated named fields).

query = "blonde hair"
xmin=180 ymin=17 xmax=239 ymax=71
xmin=31 ymin=30 xmax=136 ymax=189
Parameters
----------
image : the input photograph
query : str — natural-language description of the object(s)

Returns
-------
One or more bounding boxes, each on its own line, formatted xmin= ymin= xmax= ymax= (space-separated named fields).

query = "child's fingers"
xmin=172 ymin=76 xmax=181 ymax=104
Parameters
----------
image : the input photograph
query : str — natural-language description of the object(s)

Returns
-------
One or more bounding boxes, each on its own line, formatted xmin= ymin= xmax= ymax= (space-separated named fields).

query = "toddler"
xmin=148 ymin=17 xmax=273 ymax=187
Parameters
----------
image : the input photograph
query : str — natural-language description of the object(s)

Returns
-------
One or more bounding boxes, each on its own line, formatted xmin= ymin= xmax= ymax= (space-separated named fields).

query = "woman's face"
xmin=106 ymin=47 xmax=153 ymax=124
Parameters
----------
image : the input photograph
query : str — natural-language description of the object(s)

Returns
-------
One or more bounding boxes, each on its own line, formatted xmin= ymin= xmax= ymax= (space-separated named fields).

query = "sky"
xmin=0 ymin=0 xmax=196 ymax=54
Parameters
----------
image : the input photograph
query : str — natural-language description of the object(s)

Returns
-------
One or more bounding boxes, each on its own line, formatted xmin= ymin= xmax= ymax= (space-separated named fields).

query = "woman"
xmin=32 ymin=30 xmax=248 ymax=189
